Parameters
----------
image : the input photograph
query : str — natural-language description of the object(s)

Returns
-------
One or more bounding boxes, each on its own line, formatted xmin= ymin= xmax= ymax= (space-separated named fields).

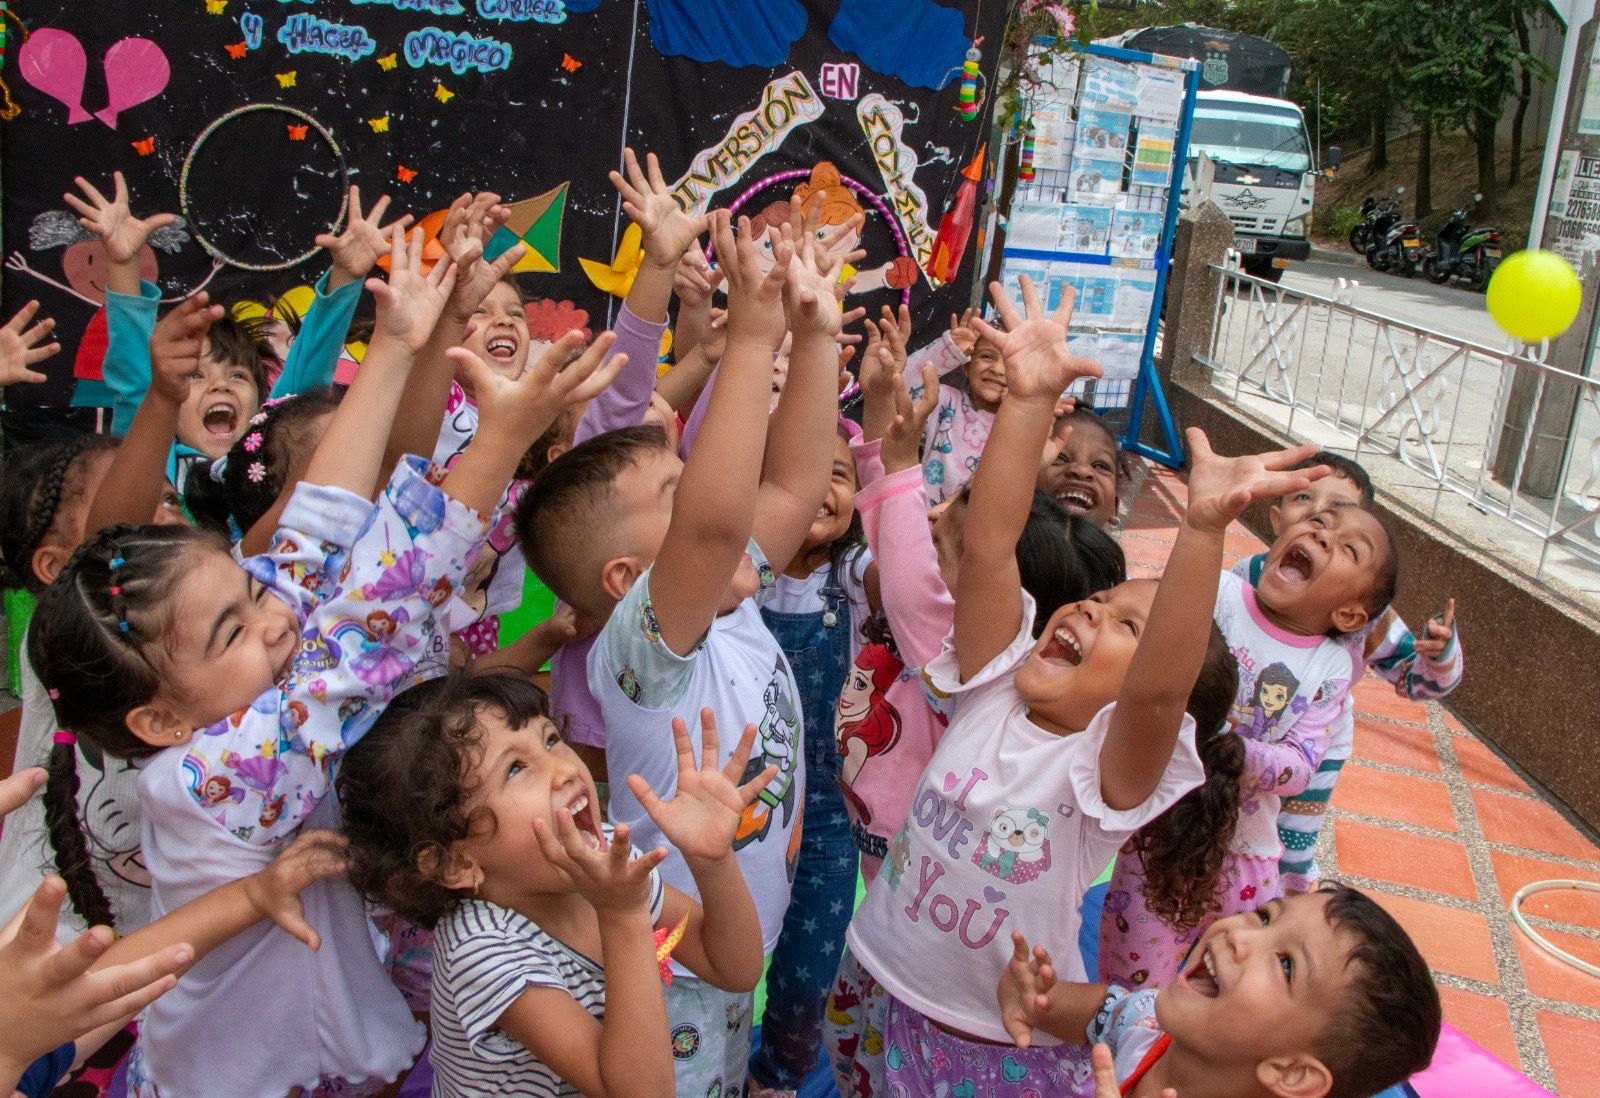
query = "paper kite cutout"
xmin=276 ymin=71 xmax=296 ymax=88
xmin=377 ymin=53 xmax=398 ymax=71
xmin=224 ymin=41 xmax=247 ymax=60
xmin=286 ymin=123 xmax=308 ymax=141
xmin=131 ymin=136 xmax=155 ymax=155
xmin=561 ymin=53 xmax=582 ymax=73
xmin=396 ymin=165 xmax=418 ymax=183
xmin=205 ymin=0 xmax=228 ymax=12
xmin=485 ymin=182 xmax=570 ymax=274
xmin=579 ymin=221 xmax=643 ymax=298
xmin=435 ymin=83 xmax=455 ymax=103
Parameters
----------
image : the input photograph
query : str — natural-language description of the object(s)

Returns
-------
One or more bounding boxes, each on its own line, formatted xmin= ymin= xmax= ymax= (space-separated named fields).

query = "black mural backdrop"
xmin=0 ymin=0 xmax=1012 ymax=415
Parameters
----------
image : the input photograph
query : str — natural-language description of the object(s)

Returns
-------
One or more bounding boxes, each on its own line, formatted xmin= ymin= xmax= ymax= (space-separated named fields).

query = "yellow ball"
xmin=1485 ymin=249 xmax=1581 ymax=343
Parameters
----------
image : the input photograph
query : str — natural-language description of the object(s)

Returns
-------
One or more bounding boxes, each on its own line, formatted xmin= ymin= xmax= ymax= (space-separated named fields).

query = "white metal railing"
xmin=1195 ymin=260 xmax=1600 ymax=585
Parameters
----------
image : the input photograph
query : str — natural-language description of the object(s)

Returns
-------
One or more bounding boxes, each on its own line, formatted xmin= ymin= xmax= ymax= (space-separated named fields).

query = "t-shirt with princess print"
xmin=587 ymin=538 xmax=802 ymax=959
xmin=846 ymin=591 xmax=1204 ymax=1043
xmin=1086 ymin=986 xmax=1167 ymax=1090
xmin=1212 ymin=571 xmax=1351 ymax=860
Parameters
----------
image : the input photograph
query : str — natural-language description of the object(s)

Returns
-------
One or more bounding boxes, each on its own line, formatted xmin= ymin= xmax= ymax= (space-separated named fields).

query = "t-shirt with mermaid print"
xmin=845 ymin=591 xmax=1204 ymax=1043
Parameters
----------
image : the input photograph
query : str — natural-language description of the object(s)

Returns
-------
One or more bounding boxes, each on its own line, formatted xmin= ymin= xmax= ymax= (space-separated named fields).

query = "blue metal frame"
xmin=997 ymin=41 xmax=1199 ymax=468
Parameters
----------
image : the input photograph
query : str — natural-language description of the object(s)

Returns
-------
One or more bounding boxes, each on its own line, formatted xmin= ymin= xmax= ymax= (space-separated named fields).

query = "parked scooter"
xmin=1423 ymin=195 xmax=1502 ymax=292
xmin=1348 ymin=195 xmax=1393 ymax=254
xmin=1365 ymin=188 xmax=1421 ymax=277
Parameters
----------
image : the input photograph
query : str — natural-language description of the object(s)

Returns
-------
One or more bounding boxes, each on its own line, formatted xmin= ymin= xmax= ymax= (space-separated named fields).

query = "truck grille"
xmin=1228 ymin=214 xmax=1282 ymax=233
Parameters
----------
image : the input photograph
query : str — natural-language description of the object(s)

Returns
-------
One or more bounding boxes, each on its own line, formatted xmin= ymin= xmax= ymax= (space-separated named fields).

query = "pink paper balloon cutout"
xmin=18 ymin=28 xmax=92 ymax=125
xmin=95 ymin=38 xmax=170 ymax=129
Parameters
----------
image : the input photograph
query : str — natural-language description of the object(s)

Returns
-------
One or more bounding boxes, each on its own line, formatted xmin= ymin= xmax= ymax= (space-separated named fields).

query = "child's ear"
xmin=431 ymin=844 xmax=483 ymax=894
xmin=1268 ymin=503 xmax=1283 ymax=535
xmin=599 ymin=555 xmax=643 ymax=604
xmin=125 ymin=703 xmax=194 ymax=748
xmin=31 ymin=541 xmax=72 ymax=587
xmin=545 ymin=439 xmax=573 ymax=467
xmin=1329 ymin=599 xmax=1370 ymax=635
xmin=1258 ymin=1053 xmax=1333 ymax=1098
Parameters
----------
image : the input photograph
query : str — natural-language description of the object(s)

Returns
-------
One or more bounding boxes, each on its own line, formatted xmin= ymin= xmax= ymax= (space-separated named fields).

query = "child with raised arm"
xmin=517 ymin=208 xmax=841 ymax=1094
xmin=1001 ymin=886 xmax=1440 ymax=1098
xmin=27 ymin=228 xmax=623 ymax=1097
xmin=338 ymin=677 xmax=768 ymax=1097
xmin=826 ymin=277 xmax=1317 ymax=1098
xmin=1232 ymin=452 xmax=1461 ymax=892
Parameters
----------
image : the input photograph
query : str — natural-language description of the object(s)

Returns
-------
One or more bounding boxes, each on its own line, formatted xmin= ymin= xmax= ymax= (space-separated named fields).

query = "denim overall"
xmin=749 ymin=564 xmax=861 ymax=1089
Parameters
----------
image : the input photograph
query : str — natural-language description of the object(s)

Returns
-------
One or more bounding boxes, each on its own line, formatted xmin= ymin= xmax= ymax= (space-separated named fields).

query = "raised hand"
xmin=449 ymin=328 xmax=624 ymax=447
xmin=628 ymin=709 xmax=777 ymax=865
xmin=783 ymin=197 xmax=847 ymax=340
xmin=0 ymin=876 xmax=189 ymax=1079
xmin=712 ymin=208 xmax=791 ymax=349
xmin=998 ymin=931 xmax=1057 ymax=1049
xmin=439 ymin=191 xmax=523 ymax=321
xmin=674 ymin=242 xmax=724 ymax=309
xmin=148 ymin=293 xmax=224 ymax=404
xmin=0 ymin=767 xmax=46 ymax=818
xmin=534 ymin=814 xmax=666 ymax=916
xmin=368 ymin=226 xmax=458 ymax=352
xmin=1182 ymin=429 xmax=1326 ymax=535
xmin=63 ymin=172 xmax=175 ymax=266
xmin=971 ymin=277 xmax=1102 ymax=403
xmin=240 ymin=830 xmax=350 ymax=951
xmin=612 ymin=148 xmax=709 ymax=268
xmin=1413 ymin=598 xmax=1458 ymax=660
xmin=315 ymin=185 xmax=414 ymax=287
xmin=879 ymin=366 xmax=940 ymax=474
xmin=0 ymin=301 xmax=60 ymax=387
xmin=949 ymin=307 xmax=979 ymax=356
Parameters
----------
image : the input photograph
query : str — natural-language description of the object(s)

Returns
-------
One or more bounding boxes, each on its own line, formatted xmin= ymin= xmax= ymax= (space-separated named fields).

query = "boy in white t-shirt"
xmin=517 ymin=205 xmax=847 ymax=1094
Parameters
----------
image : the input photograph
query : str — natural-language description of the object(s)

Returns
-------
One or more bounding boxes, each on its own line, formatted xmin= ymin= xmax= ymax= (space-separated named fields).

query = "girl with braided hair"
xmin=0 ymin=434 xmax=187 ymax=946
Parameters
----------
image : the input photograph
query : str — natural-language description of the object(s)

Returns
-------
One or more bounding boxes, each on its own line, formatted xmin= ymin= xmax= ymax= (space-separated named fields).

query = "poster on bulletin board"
xmin=0 ymin=0 xmax=1012 ymax=416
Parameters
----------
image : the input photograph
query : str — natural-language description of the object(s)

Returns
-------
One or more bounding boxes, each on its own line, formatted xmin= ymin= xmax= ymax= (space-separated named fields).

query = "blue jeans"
xmin=752 ymin=600 xmax=859 ymax=1090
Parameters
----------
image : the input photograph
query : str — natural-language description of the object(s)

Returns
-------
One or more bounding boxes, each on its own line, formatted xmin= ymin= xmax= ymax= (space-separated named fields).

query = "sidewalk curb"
xmin=1309 ymin=244 xmax=1363 ymax=269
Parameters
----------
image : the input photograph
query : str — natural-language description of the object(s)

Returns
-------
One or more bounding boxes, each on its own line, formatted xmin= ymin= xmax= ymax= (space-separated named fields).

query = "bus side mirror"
xmin=1325 ymin=146 xmax=1342 ymax=172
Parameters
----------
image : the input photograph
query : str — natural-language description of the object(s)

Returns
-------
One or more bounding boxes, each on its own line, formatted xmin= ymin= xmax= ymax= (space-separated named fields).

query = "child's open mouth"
xmin=1038 ymin=624 xmax=1084 ymax=666
xmin=564 ymin=792 xmax=603 ymax=850
xmin=1183 ymin=947 xmax=1221 ymax=998
xmin=1276 ymin=544 xmax=1315 ymax=584
xmin=203 ymin=402 xmax=239 ymax=439
xmin=1054 ymin=482 xmax=1100 ymax=515
xmin=485 ymin=335 xmax=519 ymax=362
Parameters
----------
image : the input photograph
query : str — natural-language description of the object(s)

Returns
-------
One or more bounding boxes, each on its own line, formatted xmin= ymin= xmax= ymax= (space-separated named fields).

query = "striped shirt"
xmin=430 ymin=831 xmax=664 ymax=1097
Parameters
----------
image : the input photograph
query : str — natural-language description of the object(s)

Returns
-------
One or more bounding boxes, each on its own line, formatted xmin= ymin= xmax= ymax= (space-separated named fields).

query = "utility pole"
xmin=1493 ymin=0 xmax=1599 ymax=495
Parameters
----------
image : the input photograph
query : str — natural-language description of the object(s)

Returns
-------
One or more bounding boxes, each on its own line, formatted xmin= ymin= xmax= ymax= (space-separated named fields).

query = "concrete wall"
xmin=1158 ymin=206 xmax=1600 ymax=836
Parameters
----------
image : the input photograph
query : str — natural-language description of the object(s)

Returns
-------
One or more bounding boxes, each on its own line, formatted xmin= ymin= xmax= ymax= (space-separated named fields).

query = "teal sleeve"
xmin=102 ymin=281 xmax=161 ymax=435
xmin=269 ymin=269 xmax=361 ymax=399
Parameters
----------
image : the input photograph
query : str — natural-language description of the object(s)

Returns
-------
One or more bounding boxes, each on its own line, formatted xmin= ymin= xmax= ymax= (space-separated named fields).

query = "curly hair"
xmin=791 ymin=162 xmax=861 ymax=226
xmin=1127 ymin=625 xmax=1243 ymax=932
xmin=337 ymin=673 xmax=552 ymax=928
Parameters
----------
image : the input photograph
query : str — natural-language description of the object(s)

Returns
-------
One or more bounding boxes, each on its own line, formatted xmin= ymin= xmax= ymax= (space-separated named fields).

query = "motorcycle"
xmin=1365 ymin=189 xmax=1421 ymax=276
xmin=1348 ymin=195 xmax=1390 ymax=254
xmin=1423 ymin=196 xmax=1501 ymax=291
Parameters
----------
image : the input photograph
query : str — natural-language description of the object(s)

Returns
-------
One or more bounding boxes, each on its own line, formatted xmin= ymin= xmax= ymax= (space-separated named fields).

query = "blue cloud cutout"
xmin=830 ymin=0 xmax=969 ymax=90
xmin=642 ymin=0 xmax=808 ymax=69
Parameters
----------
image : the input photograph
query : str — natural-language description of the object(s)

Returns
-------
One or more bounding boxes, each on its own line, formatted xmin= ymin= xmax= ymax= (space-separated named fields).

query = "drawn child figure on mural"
xmin=748 ymin=163 xmax=918 ymax=296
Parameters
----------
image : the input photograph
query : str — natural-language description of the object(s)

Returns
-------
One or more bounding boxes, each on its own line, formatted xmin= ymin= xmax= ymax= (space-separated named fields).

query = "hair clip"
xmin=47 ymin=688 xmax=60 ymax=700
xmin=110 ymin=585 xmax=122 ymax=596
xmin=53 ymin=730 xmax=76 ymax=746
xmin=109 ymin=556 xmax=126 ymax=570
xmin=118 ymin=620 xmax=132 ymax=633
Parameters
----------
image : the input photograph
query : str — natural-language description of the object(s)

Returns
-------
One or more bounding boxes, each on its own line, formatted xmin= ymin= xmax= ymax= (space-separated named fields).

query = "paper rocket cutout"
xmin=579 ymin=221 xmax=643 ymax=298
xmin=485 ymin=182 xmax=570 ymax=274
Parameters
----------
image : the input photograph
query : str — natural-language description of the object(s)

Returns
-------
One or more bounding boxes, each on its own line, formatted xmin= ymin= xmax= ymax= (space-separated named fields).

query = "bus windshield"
xmin=1189 ymin=104 xmax=1312 ymax=172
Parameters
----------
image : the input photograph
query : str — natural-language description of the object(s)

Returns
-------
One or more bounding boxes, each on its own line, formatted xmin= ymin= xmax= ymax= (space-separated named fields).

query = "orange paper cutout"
xmin=396 ymin=165 xmax=418 ymax=183
xmin=224 ymin=41 xmax=248 ymax=59
xmin=131 ymin=136 xmax=155 ymax=156
xmin=287 ymin=124 xmax=309 ymax=141
xmin=560 ymin=53 xmax=582 ymax=73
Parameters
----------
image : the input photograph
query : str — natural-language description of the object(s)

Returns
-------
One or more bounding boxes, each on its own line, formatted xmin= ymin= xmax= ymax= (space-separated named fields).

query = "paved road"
xmin=1278 ymin=247 xmax=1509 ymax=348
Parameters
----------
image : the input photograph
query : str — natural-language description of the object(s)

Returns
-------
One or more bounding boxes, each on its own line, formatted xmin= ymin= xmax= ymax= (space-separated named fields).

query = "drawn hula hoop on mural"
xmin=180 ymin=103 xmax=350 ymax=272
xmin=709 ymin=164 xmax=917 ymax=309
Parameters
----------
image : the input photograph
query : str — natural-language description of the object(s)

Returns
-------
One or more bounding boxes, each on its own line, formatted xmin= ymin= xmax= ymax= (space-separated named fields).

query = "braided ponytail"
xmin=0 ymin=435 xmax=117 ymax=593
xmin=43 ymin=738 xmax=115 ymax=928
xmin=1128 ymin=627 xmax=1243 ymax=932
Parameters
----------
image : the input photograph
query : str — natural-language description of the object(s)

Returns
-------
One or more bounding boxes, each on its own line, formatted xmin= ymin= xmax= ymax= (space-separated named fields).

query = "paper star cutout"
xmin=276 ymin=71 xmax=297 ymax=88
xmin=287 ymin=124 xmax=309 ymax=141
xmin=377 ymin=53 xmax=398 ymax=71
xmin=224 ymin=41 xmax=248 ymax=59
xmin=368 ymin=114 xmax=390 ymax=133
xmin=434 ymin=83 xmax=455 ymax=103
xmin=205 ymin=0 xmax=228 ymax=12
xmin=396 ymin=165 xmax=418 ymax=183
xmin=131 ymin=136 xmax=155 ymax=156
xmin=561 ymin=53 xmax=582 ymax=73
xmin=579 ymin=221 xmax=644 ymax=298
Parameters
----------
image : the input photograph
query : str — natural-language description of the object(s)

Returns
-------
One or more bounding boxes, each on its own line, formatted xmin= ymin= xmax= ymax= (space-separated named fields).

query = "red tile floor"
xmin=1122 ymin=462 xmax=1600 ymax=1094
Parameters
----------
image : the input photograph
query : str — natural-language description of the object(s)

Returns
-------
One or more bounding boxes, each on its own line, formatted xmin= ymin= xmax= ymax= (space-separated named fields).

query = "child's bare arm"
xmin=647 ymin=212 xmax=790 ymax=654
xmin=469 ymin=605 xmax=588 ymax=676
xmin=1099 ymin=431 xmax=1324 ymax=811
xmin=998 ymin=932 xmax=1109 ymax=1047
xmin=302 ymin=227 xmax=456 ymax=500
xmin=84 ymin=296 xmax=223 ymax=533
xmin=751 ymin=202 xmax=849 ymax=570
xmin=63 ymin=173 xmax=174 ymax=298
xmin=958 ymin=278 xmax=1099 ymax=681
xmin=656 ymin=313 xmax=723 ymax=414
xmin=630 ymin=712 xmax=774 ymax=993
